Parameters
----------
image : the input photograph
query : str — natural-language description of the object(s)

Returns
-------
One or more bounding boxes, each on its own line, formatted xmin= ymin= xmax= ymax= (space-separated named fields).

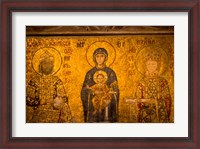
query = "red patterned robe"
xmin=136 ymin=76 xmax=171 ymax=123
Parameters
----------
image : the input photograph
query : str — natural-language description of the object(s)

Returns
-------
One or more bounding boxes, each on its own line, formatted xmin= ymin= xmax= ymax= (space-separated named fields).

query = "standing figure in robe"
xmin=135 ymin=49 xmax=171 ymax=123
xmin=26 ymin=51 xmax=72 ymax=123
xmin=81 ymin=48 xmax=119 ymax=123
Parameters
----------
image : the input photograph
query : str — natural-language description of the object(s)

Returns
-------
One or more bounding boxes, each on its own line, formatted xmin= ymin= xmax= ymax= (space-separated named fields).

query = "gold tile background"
xmin=26 ymin=35 xmax=174 ymax=123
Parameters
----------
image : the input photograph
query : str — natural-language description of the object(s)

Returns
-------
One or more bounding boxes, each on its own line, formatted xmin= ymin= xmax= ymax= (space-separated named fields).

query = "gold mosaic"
xmin=26 ymin=35 xmax=174 ymax=123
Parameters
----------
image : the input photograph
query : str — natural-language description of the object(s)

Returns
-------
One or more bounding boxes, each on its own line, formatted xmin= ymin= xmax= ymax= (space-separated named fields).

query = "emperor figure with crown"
xmin=26 ymin=49 xmax=72 ymax=123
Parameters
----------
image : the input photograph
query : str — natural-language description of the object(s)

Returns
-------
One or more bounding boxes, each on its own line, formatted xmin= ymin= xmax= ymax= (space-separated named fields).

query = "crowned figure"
xmin=135 ymin=47 xmax=171 ymax=123
xmin=26 ymin=49 xmax=72 ymax=123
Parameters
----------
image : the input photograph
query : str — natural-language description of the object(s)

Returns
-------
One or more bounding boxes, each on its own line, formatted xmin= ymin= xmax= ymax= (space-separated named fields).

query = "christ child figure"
xmin=87 ymin=71 xmax=115 ymax=115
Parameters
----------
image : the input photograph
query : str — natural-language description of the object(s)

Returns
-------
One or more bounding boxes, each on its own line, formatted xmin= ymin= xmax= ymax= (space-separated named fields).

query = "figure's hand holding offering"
xmin=53 ymin=96 xmax=64 ymax=110
xmin=40 ymin=99 xmax=46 ymax=105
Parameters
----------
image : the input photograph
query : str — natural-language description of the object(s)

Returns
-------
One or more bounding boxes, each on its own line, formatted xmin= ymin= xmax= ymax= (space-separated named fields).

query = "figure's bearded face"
xmin=39 ymin=59 xmax=54 ymax=75
xmin=95 ymin=53 xmax=106 ymax=65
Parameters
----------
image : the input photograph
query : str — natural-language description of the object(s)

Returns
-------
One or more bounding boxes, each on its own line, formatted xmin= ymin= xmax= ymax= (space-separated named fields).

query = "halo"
xmin=135 ymin=46 xmax=169 ymax=75
xmin=86 ymin=41 xmax=116 ymax=67
xmin=93 ymin=70 xmax=108 ymax=83
xmin=32 ymin=47 xmax=62 ymax=75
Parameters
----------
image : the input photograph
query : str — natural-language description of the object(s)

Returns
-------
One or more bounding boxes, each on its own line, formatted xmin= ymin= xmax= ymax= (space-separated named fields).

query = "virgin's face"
xmin=145 ymin=59 xmax=158 ymax=73
xmin=95 ymin=54 xmax=106 ymax=65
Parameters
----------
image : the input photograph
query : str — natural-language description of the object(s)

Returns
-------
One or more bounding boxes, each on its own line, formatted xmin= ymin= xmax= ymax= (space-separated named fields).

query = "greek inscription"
xmin=77 ymin=41 xmax=85 ymax=48
xmin=117 ymin=41 xmax=125 ymax=48
xmin=137 ymin=38 xmax=155 ymax=45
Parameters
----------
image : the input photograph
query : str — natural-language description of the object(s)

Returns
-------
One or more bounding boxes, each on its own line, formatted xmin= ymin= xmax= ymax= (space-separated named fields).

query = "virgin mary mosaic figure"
xmin=81 ymin=45 xmax=119 ymax=123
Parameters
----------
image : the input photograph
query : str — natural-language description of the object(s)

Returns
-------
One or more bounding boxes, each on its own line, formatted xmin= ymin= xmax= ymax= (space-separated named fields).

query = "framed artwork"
xmin=0 ymin=0 xmax=199 ymax=149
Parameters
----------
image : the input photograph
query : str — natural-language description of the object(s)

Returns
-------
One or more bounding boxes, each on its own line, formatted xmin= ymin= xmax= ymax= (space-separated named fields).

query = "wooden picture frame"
xmin=1 ymin=0 xmax=199 ymax=148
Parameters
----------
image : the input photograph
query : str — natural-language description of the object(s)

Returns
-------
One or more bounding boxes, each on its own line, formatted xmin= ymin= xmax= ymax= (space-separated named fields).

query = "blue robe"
xmin=81 ymin=67 xmax=119 ymax=122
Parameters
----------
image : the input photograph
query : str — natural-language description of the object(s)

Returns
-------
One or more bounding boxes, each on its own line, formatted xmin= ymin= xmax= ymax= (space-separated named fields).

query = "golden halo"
xmin=93 ymin=70 xmax=108 ymax=84
xmin=86 ymin=41 xmax=116 ymax=67
xmin=135 ymin=46 xmax=169 ymax=75
xmin=32 ymin=47 xmax=62 ymax=75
